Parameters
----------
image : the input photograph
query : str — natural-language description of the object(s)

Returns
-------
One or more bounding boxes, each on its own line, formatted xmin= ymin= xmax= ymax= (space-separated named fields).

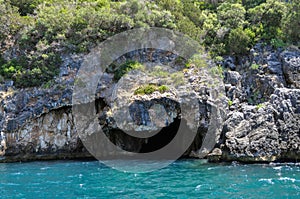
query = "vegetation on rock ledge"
xmin=134 ymin=84 xmax=169 ymax=95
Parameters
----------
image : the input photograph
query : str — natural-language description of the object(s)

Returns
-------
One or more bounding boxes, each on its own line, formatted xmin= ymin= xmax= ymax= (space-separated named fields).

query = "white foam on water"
xmin=278 ymin=177 xmax=296 ymax=183
xmin=259 ymin=178 xmax=274 ymax=185
xmin=273 ymin=166 xmax=282 ymax=170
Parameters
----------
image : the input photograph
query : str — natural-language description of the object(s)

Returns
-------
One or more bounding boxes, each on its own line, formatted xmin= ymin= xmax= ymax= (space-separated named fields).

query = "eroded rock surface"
xmin=0 ymin=46 xmax=300 ymax=163
xmin=219 ymin=88 xmax=300 ymax=162
xmin=209 ymin=46 xmax=300 ymax=162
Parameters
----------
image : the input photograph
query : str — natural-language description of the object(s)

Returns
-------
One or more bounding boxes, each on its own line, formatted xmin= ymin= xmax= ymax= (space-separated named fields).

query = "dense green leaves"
xmin=227 ymin=27 xmax=251 ymax=55
xmin=217 ymin=2 xmax=246 ymax=29
xmin=134 ymin=84 xmax=169 ymax=95
xmin=0 ymin=1 xmax=24 ymax=42
xmin=248 ymin=0 xmax=286 ymax=40
xmin=0 ymin=0 xmax=299 ymax=88
xmin=0 ymin=53 xmax=61 ymax=87
xmin=9 ymin=0 xmax=43 ymax=16
xmin=112 ymin=61 xmax=145 ymax=80
xmin=282 ymin=0 xmax=300 ymax=43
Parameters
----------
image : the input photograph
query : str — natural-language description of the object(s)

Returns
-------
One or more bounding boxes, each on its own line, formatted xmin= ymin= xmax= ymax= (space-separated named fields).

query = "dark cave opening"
xmin=101 ymin=116 xmax=205 ymax=157
xmin=94 ymin=98 xmax=206 ymax=158
xmin=101 ymin=117 xmax=181 ymax=154
xmin=139 ymin=117 xmax=180 ymax=153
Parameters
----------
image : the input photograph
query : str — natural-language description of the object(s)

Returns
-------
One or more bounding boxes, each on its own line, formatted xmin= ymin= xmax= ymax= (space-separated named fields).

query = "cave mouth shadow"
xmin=96 ymin=98 xmax=205 ymax=156
xmin=139 ymin=117 xmax=180 ymax=153
xmin=102 ymin=117 xmax=205 ymax=157
xmin=102 ymin=116 xmax=180 ymax=154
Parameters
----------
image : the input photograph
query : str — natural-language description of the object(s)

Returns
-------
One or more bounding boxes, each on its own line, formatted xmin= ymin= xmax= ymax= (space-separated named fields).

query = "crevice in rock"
xmin=95 ymin=97 xmax=108 ymax=114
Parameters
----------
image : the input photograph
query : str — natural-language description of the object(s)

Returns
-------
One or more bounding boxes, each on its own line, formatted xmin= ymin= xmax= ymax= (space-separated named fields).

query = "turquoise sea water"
xmin=0 ymin=160 xmax=299 ymax=198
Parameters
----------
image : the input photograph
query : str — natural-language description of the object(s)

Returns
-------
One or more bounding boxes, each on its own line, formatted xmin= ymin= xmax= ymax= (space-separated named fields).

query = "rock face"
xmin=3 ymin=107 xmax=90 ymax=161
xmin=0 ymin=46 xmax=300 ymax=163
xmin=219 ymin=88 xmax=300 ymax=162
xmin=73 ymin=49 xmax=226 ymax=159
xmin=209 ymin=46 xmax=300 ymax=162
xmin=281 ymin=51 xmax=300 ymax=88
xmin=0 ymin=54 xmax=91 ymax=162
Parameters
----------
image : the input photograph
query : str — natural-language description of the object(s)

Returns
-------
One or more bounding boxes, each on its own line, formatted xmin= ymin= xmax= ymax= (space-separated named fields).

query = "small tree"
xmin=227 ymin=27 xmax=251 ymax=55
xmin=217 ymin=2 xmax=246 ymax=29
xmin=248 ymin=0 xmax=286 ymax=40
xmin=282 ymin=0 xmax=300 ymax=43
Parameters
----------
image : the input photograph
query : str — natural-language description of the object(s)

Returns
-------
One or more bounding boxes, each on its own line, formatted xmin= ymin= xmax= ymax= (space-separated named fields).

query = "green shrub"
xmin=42 ymin=79 xmax=54 ymax=89
xmin=251 ymin=63 xmax=259 ymax=70
xmin=9 ymin=0 xmax=43 ymax=16
xmin=214 ymin=56 xmax=224 ymax=63
xmin=0 ymin=53 xmax=61 ymax=88
xmin=0 ymin=1 xmax=25 ymax=42
xmin=242 ymin=0 xmax=265 ymax=9
xmin=158 ymin=85 xmax=169 ymax=93
xmin=181 ymin=0 xmax=203 ymax=26
xmin=270 ymin=38 xmax=286 ymax=48
xmin=201 ymin=10 xmax=221 ymax=48
xmin=281 ymin=0 xmax=300 ymax=43
xmin=217 ymin=2 xmax=246 ymax=29
xmin=176 ymin=15 xmax=202 ymax=41
xmin=210 ymin=65 xmax=224 ymax=79
xmin=227 ymin=27 xmax=251 ymax=55
xmin=134 ymin=84 xmax=169 ymax=95
xmin=228 ymin=100 xmax=233 ymax=107
xmin=248 ymin=0 xmax=286 ymax=40
xmin=186 ymin=53 xmax=207 ymax=68
xmin=256 ymin=103 xmax=265 ymax=109
xmin=113 ymin=61 xmax=145 ymax=80
xmin=0 ymin=58 xmax=24 ymax=79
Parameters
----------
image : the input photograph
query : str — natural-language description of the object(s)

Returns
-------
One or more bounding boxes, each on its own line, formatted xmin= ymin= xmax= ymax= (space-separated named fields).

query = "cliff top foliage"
xmin=0 ymin=0 xmax=299 ymax=87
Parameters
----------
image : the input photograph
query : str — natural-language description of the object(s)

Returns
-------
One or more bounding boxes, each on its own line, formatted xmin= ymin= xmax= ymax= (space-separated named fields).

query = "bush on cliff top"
xmin=0 ymin=0 xmax=299 ymax=88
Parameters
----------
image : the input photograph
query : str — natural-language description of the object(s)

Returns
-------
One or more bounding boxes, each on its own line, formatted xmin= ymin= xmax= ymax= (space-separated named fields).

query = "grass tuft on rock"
xmin=134 ymin=84 xmax=169 ymax=95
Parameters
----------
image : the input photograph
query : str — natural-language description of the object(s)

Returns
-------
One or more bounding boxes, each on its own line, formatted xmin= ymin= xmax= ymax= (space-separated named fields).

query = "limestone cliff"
xmin=0 ymin=46 xmax=299 ymax=163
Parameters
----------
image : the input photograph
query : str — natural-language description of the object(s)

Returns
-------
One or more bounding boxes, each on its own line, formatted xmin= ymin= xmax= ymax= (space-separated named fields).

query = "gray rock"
xmin=281 ymin=51 xmax=300 ymax=88
xmin=59 ymin=66 xmax=69 ymax=77
xmin=221 ymin=88 xmax=300 ymax=162
xmin=267 ymin=61 xmax=282 ymax=75
xmin=224 ymin=71 xmax=241 ymax=86
xmin=6 ymin=119 xmax=18 ymax=133
xmin=224 ymin=57 xmax=236 ymax=70
xmin=0 ymin=47 xmax=300 ymax=163
xmin=5 ymin=80 xmax=14 ymax=87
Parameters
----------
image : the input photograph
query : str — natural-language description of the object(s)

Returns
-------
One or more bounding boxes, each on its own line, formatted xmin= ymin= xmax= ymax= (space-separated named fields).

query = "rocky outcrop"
xmin=3 ymin=107 xmax=91 ymax=162
xmin=73 ymin=49 xmax=226 ymax=160
xmin=281 ymin=51 xmax=300 ymax=89
xmin=209 ymin=46 xmax=300 ymax=163
xmin=0 ymin=49 xmax=226 ymax=162
xmin=214 ymin=88 xmax=300 ymax=162
xmin=0 ymin=54 xmax=91 ymax=162
xmin=0 ymin=46 xmax=300 ymax=163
